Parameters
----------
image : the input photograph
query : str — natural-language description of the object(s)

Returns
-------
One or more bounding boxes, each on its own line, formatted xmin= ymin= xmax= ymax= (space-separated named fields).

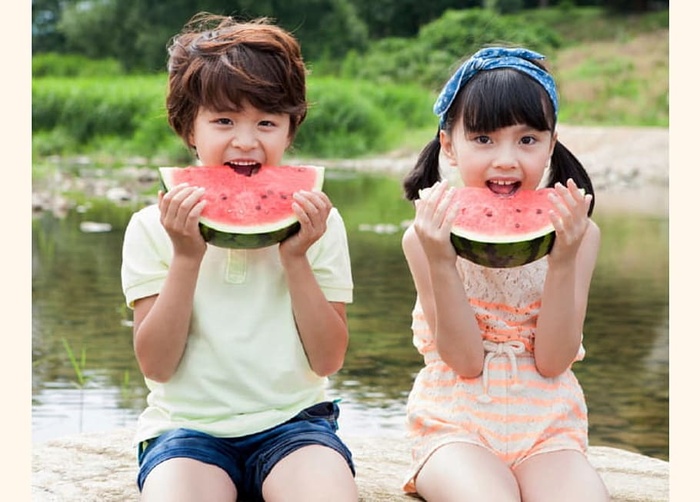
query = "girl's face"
xmin=188 ymin=101 xmax=292 ymax=168
xmin=440 ymin=121 xmax=556 ymax=194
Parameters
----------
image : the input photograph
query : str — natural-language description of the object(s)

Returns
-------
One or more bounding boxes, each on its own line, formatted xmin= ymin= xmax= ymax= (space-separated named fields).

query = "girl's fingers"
xmin=416 ymin=181 xmax=454 ymax=228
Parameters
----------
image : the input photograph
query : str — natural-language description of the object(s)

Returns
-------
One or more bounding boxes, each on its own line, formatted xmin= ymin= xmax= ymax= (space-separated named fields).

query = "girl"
xmin=121 ymin=13 xmax=357 ymax=502
xmin=400 ymin=47 xmax=610 ymax=502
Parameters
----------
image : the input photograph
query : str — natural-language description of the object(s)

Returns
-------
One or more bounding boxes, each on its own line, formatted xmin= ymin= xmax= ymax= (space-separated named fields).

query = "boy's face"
xmin=189 ymin=101 xmax=292 ymax=168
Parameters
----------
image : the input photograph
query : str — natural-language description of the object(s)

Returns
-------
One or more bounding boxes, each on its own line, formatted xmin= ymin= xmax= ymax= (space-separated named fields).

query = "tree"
xmin=32 ymin=0 xmax=67 ymax=54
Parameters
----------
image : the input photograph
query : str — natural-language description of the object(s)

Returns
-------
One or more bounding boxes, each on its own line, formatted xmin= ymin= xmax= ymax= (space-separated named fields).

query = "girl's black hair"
xmin=403 ymin=65 xmax=595 ymax=215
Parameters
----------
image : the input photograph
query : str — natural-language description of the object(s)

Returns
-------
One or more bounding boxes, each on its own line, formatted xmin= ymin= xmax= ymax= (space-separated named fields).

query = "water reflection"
xmin=31 ymin=171 xmax=668 ymax=461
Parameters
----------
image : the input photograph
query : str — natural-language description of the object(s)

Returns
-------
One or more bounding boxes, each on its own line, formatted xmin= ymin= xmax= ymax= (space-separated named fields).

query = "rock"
xmin=31 ymin=427 xmax=668 ymax=501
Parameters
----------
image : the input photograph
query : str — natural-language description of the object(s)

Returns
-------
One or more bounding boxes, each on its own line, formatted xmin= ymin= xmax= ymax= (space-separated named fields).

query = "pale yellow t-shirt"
xmin=121 ymin=204 xmax=353 ymax=444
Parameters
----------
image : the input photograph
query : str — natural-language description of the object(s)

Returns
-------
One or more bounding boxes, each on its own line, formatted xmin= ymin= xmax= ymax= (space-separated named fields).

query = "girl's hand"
xmin=158 ymin=183 xmax=208 ymax=260
xmin=547 ymin=178 xmax=592 ymax=265
xmin=279 ymin=190 xmax=332 ymax=259
xmin=412 ymin=180 xmax=458 ymax=262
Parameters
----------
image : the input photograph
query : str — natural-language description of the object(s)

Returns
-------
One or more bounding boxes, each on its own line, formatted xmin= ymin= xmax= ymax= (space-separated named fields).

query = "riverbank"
xmin=32 ymin=427 xmax=668 ymax=501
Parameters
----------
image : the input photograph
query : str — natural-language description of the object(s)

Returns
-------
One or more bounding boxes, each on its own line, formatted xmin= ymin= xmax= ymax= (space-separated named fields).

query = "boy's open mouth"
xmin=225 ymin=161 xmax=261 ymax=177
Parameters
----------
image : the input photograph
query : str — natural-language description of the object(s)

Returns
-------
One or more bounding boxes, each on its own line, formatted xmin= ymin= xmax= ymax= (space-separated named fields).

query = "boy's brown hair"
xmin=166 ymin=12 xmax=308 ymax=149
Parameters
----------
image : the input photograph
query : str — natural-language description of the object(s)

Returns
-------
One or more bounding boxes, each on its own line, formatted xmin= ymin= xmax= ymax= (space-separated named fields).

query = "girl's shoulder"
xmin=401 ymin=223 xmax=419 ymax=252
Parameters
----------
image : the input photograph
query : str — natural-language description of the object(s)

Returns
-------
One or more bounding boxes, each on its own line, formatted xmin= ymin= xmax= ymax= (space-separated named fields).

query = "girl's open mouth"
xmin=486 ymin=180 xmax=521 ymax=196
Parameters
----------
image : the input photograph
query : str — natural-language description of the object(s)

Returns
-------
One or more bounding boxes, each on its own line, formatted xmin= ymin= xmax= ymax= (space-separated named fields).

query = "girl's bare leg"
xmin=415 ymin=442 xmax=520 ymax=502
xmin=515 ymin=450 xmax=610 ymax=502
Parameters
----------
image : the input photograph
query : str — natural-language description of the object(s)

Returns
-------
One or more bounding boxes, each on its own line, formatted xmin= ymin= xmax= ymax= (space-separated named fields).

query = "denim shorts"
xmin=137 ymin=401 xmax=355 ymax=501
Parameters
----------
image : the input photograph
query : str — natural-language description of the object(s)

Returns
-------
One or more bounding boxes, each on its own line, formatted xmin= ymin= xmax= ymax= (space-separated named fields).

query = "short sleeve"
xmin=306 ymin=208 xmax=354 ymax=303
xmin=120 ymin=205 xmax=172 ymax=308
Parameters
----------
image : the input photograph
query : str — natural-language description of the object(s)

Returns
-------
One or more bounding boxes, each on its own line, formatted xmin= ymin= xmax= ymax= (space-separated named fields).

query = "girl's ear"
xmin=549 ymin=130 xmax=558 ymax=158
xmin=439 ymin=130 xmax=458 ymax=166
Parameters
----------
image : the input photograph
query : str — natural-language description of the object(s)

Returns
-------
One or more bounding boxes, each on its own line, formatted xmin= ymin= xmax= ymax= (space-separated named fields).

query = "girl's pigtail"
xmin=403 ymin=136 xmax=442 ymax=201
xmin=548 ymin=141 xmax=595 ymax=216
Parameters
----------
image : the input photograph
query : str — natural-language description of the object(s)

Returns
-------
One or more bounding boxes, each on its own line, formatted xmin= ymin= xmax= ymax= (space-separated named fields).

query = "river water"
xmin=31 ymin=168 xmax=668 ymax=462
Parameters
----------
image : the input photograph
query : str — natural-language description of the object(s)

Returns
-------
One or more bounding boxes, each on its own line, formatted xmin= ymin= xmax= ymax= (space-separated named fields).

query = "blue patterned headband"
xmin=433 ymin=47 xmax=558 ymax=129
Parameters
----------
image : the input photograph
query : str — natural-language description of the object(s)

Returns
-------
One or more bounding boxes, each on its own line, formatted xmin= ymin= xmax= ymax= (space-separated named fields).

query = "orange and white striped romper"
xmin=403 ymin=256 xmax=588 ymax=493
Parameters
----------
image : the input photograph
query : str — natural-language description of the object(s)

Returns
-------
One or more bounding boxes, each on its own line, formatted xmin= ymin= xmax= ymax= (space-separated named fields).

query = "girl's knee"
xmin=515 ymin=450 xmax=610 ymax=502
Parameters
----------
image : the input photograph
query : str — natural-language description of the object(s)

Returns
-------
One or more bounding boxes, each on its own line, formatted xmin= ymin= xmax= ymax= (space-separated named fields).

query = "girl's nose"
xmin=492 ymin=146 xmax=518 ymax=169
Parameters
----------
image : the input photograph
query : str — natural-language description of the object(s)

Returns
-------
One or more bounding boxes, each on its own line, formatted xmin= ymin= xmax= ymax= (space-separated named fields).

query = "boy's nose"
xmin=231 ymin=128 xmax=256 ymax=150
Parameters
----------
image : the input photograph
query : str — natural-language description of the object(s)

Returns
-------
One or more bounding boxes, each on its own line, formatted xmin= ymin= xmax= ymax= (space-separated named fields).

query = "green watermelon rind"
xmin=450 ymin=231 xmax=555 ymax=268
xmin=158 ymin=165 xmax=324 ymax=249
xmin=200 ymin=221 xmax=302 ymax=249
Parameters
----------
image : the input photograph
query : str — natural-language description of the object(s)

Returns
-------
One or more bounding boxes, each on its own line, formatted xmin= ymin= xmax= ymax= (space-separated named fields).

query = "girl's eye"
xmin=521 ymin=136 xmax=536 ymax=145
xmin=475 ymin=135 xmax=490 ymax=144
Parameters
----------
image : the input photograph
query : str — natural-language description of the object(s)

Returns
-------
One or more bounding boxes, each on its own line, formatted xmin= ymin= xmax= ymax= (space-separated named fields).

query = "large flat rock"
xmin=32 ymin=428 xmax=668 ymax=501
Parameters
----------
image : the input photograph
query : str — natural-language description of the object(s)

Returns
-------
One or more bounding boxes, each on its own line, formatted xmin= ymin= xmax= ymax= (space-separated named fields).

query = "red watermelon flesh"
xmin=159 ymin=164 xmax=324 ymax=249
xmin=449 ymin=187 xmax=557 ymax=268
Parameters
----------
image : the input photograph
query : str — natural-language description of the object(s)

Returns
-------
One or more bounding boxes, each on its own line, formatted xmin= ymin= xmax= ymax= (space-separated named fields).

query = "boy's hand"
xmin=279 ymin=190 xmax=331 ymax=259
xmin=158 ymin=183 xmax=208 ymax=260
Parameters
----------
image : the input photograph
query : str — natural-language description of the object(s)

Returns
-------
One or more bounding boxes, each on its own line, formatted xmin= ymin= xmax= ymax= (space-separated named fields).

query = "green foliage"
xmin=295 ymin=78 xmax=435 ymax=157
xmin=340 ymin=8 xmax=562 ymax=90
xmin=32 ymin=53 xmax=125 ymax=78
xmin=32 ymin=74 xmax=435 ymax=161
xmin=32 ymin=75 xmax=174 ymax=159
xmin=518 ymin=6 xmax=668 ymax=44
xmin=31 ymin=7 xmax=668 ymax=162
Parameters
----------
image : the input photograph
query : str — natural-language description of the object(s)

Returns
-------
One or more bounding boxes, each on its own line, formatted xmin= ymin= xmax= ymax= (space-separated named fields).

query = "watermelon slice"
xmin=159 ymin=164 xmax=324 ymax=249
xmin=449 ymin=187 xmax=557 ymax=268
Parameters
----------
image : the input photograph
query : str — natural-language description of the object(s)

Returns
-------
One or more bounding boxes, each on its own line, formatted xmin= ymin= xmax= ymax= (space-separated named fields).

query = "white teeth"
xmin=226 ymin=161 xmax=259 ymax=166
xmin=492 ymin=180 xmax=516 ymax=185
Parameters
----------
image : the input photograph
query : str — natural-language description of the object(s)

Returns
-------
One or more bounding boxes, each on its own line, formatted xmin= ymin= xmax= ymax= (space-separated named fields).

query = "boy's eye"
xmin=214 ymin=118 xmax=233 ymax=125
xmin=259 ymin=120 xmax=276 ymax=127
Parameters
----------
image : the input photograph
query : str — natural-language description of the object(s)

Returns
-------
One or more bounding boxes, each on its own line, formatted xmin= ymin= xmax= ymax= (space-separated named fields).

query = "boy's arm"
xmin=282 ymin=256 xmax=349 ymax=376
xmin=279 ymin=190 xmax=349 ymax=376
xmin=132 ymin=185 xmax=207 ymax=383
xmin=132 ymin=254 xmax=202 ymax=383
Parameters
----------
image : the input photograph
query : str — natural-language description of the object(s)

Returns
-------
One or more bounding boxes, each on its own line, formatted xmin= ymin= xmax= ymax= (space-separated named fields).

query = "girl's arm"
xmin=403 ymin=181 xmax=484 ymax=377
xmin=534 ymin=180 xmax=601 ymax=377
xmin=132 ymin=184 xmax=207 ymax=383
xmin=279 ymin=190 xmax=349 ymax=377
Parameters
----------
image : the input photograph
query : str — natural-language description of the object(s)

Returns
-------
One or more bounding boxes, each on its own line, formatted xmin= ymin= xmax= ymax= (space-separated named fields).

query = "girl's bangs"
xmin=460 ymin=70 xmax=554 ymax=133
